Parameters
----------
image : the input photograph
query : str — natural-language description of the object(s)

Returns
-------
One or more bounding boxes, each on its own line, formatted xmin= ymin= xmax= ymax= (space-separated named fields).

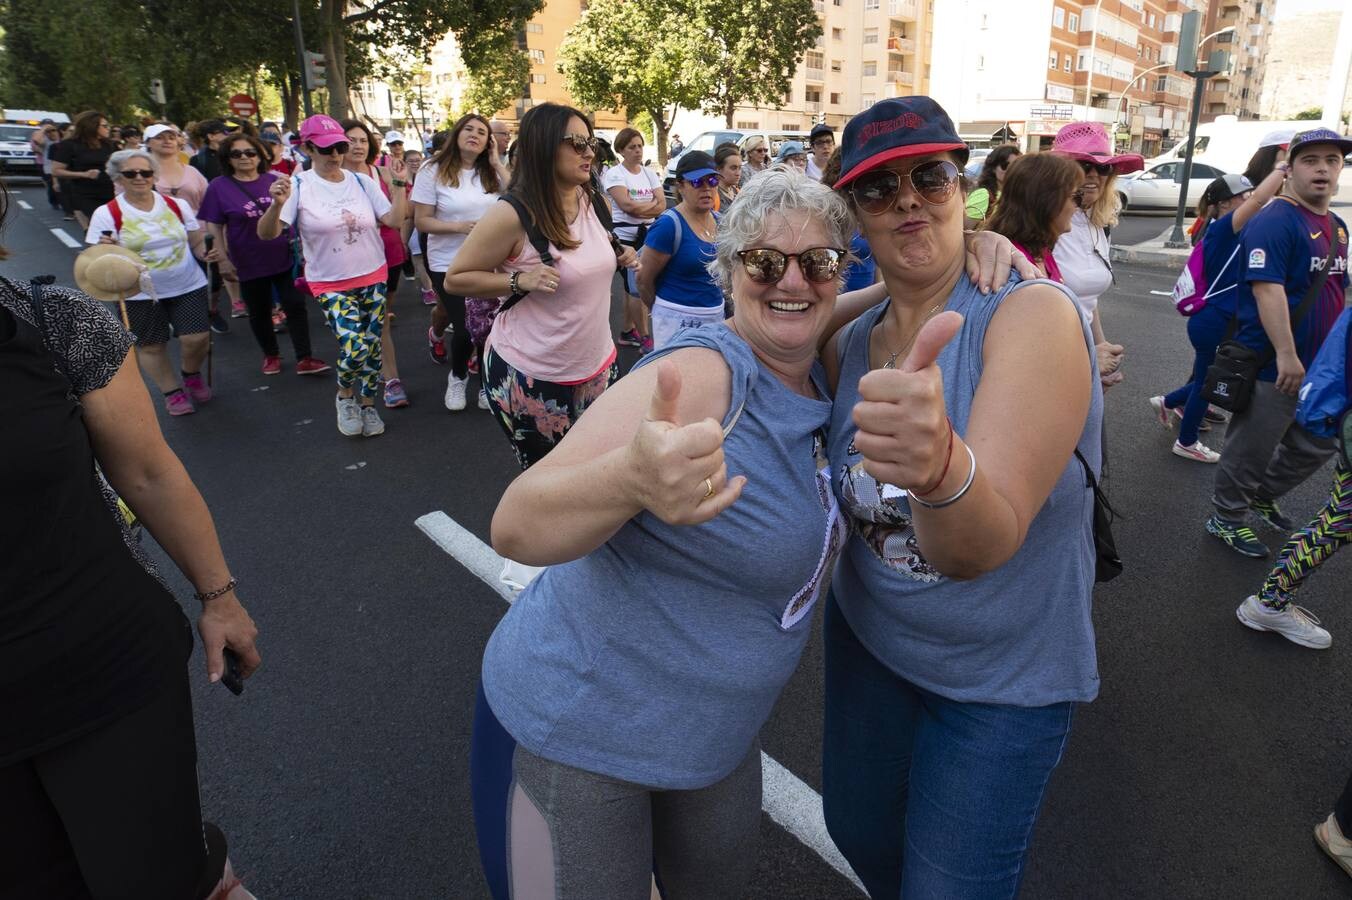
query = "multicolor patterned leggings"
xmin=1259 ymin=462 xmax=1352 ymax=609
xmin=314 ymin=283 xmax=387 ymax=400
xmin=483 ymin=347 xmax=617 ymax=470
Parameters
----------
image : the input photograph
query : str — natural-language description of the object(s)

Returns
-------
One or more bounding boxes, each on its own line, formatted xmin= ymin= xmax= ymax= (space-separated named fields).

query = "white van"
xmin=1145 ymin=116 xmax=1309 ymax=176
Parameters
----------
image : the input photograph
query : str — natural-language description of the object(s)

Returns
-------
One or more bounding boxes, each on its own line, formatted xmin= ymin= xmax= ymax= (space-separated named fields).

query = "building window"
xmin=525 ymin=22 xmax=543 ymax=33
xmin=1068 ymin=12 xmax=1078 ymax=31
xmin=981 ymin=13 xmax=988 ymax=28
xmin=976 ymin=54 xmax=985 ymax=70
xmin=863 ymin=60 xmax=877 ymax=76
xmin=1053 ymin=7 xmax=1064 ymax=28
xmin=529 ymin=48 xmax=545 ymax=64
xmin=1077 ymin=51 xmax=1087 ymax=70
xmin=865 ymin=0 xmax=878 ymax=9
xmin=831 ymin=58 xmax=843 ymax=72
xmin=1155 ymin=75 xmax=1167 ymax=91
xmin=861 ymin=93 xmax=876 ymax=108
xmin=829 ymin=92 xmax=841 ymax=104
xmin=863 ymin=27 xmax=878 ymax=44
xmin=735 ymin=120 xmax=759 ymax=129
xmin=806 ymin=87 xmax=822 ymax=102
xmin=530 ymin=73 xmax=546 ymax=83
xmin=832 ymin=27 xmax=844 ymax=40
xmin=1049 ymin=52 xmax=1058 ymax=69
xmin=1064 ymin=57 xmax=1071 ymax=72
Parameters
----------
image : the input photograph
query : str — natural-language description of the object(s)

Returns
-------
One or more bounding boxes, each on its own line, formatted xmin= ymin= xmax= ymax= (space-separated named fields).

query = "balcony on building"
xmin=888 ymin=0 xmax=917 ymax=22
xmin=805 ymin=100 xmax=823 ymax=115
xmin=805 ymin=64 xmax=825 ymax=82
xmin=886 ymin=68 xmax=914 ymax=86
xmin=887 ymin=35 xmax=916 ymax=54
xmin=813 ymin=0 xmax=824 ymax=13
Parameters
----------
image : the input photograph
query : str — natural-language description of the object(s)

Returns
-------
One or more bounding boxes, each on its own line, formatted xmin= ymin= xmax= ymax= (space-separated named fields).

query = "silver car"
xmin=1117 ymin=160 xmax=1228 ymax=212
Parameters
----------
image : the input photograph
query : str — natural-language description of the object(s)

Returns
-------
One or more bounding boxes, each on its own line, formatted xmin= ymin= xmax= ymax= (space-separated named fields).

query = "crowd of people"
xmin=6 ymin=93 xmax=1350 ymax=898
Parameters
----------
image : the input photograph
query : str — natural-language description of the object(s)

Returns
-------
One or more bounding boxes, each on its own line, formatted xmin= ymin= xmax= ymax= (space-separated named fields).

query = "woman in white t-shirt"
xmin=87 ymin=149 xmax=211 ymax=417
xmin=412 ymin=114 xmax=506 ymax=412
xmin=257 ymin=115 xmax=404 ymax=438
xmin=603 ymin=128 xmax=665 ymax=353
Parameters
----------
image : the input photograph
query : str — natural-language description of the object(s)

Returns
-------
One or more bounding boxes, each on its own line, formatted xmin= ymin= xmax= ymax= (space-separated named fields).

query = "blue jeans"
xmin=1162 ymin=304 xmax=1233 ymax=447
xmin=821 ymin=597 xmax=1075 ymax=900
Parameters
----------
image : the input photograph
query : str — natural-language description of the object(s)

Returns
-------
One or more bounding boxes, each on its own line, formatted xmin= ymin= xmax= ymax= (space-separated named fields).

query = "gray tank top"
xmin=483 ymin=324 xmax=845 ymax=789
xmin=827 ymin=273 xmax=1103 ymax=707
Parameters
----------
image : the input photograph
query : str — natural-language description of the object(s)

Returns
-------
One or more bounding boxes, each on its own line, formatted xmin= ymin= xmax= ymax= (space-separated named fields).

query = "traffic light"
xmin=304 ymin=51 xmax=327 ymax=89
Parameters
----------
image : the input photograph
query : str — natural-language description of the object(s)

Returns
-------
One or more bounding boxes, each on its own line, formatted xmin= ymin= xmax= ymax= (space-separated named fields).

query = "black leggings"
xmin=0 ymin=677 xmax=226 ymax=899
xmin=430 ymin=271 xmax=474 ymax=379
xmin=239 ymin=270 xmax=313 ymax=359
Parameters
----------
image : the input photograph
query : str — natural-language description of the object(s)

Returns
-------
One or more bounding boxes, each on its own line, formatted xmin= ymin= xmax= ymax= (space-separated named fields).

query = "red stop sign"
xmin=228 ymin=93 xmax=258 ymax=117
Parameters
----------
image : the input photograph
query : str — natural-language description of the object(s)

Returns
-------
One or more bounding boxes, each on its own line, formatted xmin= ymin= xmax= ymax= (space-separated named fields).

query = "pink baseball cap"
xmin=1050 ymin=121 xmax=1143 ymax=174
xmin=299 ymin=114 xmax=348 ymax=148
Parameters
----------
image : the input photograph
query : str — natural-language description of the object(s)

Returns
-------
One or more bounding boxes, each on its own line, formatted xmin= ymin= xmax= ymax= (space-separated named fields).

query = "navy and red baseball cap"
xmin=1287 ymin=127 xmax=1352 ymax=159
xmin=834 ymin=96 xmax=968 ymax=189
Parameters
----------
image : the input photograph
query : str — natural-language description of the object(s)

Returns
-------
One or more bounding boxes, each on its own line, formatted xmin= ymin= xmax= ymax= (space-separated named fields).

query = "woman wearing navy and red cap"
xmin=821 ymin=96 xmax=1102 ymax=899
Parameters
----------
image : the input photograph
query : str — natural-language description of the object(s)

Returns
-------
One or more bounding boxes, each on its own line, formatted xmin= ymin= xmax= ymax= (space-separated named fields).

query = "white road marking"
xmin=1149 ymin=290 xmax=1173 ymax=297
xmin=49 ymin=228 xmax=81 ymax=249
xmin=17 ymin=200 xmax=32 ymax=210
xmin=414 ymin=510 xmax=866 ymax=893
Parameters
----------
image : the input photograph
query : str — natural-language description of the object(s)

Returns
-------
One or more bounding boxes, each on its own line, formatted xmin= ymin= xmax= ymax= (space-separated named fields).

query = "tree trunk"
xmin=321 ymin=0 xmax=350 ymax=118
xmin=651 ymin=108 xmax=672 ymax=167
xmin=280 ymin=72 xmax=300 ymax=131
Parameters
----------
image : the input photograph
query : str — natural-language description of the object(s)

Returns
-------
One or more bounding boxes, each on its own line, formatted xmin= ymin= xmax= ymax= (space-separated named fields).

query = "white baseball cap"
xmin=143 ymin=123 xmax=178 ymax=141
xmin=383 ymin=130 xmax=405 ymax=145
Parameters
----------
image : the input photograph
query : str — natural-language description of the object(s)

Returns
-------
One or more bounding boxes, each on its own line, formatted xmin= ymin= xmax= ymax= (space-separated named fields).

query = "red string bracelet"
xmin=911 ymin=417 xmax=955 ymax=498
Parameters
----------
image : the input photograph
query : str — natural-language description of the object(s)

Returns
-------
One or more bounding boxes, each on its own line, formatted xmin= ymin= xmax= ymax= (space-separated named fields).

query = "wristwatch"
xmin=391 ymin=179 xmax=407 ymax=187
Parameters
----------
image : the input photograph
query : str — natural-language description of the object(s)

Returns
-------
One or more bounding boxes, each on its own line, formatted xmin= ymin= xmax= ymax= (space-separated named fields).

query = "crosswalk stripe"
xmin=17 ymin=200 xmax=32 ymax=210
xmin=49 ymin=228 xmax=81 ymax=249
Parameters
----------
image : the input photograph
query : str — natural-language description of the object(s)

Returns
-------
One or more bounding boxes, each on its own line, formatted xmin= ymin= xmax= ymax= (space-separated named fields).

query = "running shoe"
xmin=1316 ymin=814 xmax=1352 ymax=879
xmin=478 ymin=387 xmax=490 ymax=410
xmin=1171 ymin=440 xmax=1219 ymax=463
xmin=427 ymin=326 xmax=447 ymax=365
xmin=360 ymin=404 xmax=385 ymax=437
xmin=165 ymin=391 xmax=195 ymax=416
xmin=445 ymin=373 xmax=468 ymax=411
xmin=421 ymin=288 xmax=438 ymax=306
xmin=1236 ymin=595 xmax=1331 ymax=649
xmin=209 ymin=310 xmax=229 ymax=334
xmin=182 ymin=372 xmax=212 ymax=404
xmin=1204 ymin=406 xmax=1228 ymax=424
xmin=1205 ymin=515 xmax=1269 ymax=559
xmin=1251 ymin=498 xmax=1295 ymax=532
xmin=640 ymin=335 xmax=654 ymax=354
xmin=618 ymin=327 xmax=642 ymax=347
xmin=1148 ymin=395 xmax=1172 ymax=427
xmin=230 ymin=298 xmax=248 ymax=318
xmin=272 ymin=308 xmax=287 ymax=332
xmin=261 ymin=355 xmax=282 ymax=376
xmin=295 ymin=357 xmax=331 ymax=375
xmin=467 ymin=354 xmax=480 ymax=376
xmin=383 ymin=377 xmax=410 ymax=408
xmin=336 ymin=396 xmax=362 ymax=436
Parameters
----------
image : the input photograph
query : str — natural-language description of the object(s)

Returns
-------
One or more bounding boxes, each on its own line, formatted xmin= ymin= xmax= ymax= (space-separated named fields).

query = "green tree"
xmin=689 ymin=0 xmax=821 ymax=127
xmin=463 ymin=37 xmax=531 ymax=117
xmin=1294 ymin=107 xmax=1322 ymax=121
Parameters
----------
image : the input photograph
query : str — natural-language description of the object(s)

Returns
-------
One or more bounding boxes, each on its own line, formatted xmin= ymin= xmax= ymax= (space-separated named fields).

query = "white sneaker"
xmin=1172 ymin=439 xmax=1220 ymax=463
xmin=500 ymin=558 xmax=544 ymax=594
xmin=360 ymin=404 xmax=385 ymax=437
xmin=336 ymin=396 xmax=362 ymax=436
xmin=1236 ymin=595 xmax=1331 ymax=649
xmin=1149 ymin=395 xmax=1173 ymax=428
xmin=478 ymin=386 xmax=490 ymax=410
xmin=445 ymin=373 xmax=467 ymax=411
xmin=1315 ymin=814 xmax=1352 ymax=880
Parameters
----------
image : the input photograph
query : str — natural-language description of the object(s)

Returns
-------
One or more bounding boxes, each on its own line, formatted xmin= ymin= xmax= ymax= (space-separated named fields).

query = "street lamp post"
xmin=1081 ymin=0 xmax=1107 ymax=119
xmin=1111 ymin=62 xmax=1172 ymax=132
xmin=1164 ymin=26 xmax=1236 ymax=249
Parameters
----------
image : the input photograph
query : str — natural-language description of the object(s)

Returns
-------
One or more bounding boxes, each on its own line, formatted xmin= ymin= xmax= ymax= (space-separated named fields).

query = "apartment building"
xmin=1197 ymin=0 xmax=1272 ymax=122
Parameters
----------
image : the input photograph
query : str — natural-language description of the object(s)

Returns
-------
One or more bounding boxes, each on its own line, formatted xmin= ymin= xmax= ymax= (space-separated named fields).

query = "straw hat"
xmin=74 ymin=245 xmax=146 ymax=301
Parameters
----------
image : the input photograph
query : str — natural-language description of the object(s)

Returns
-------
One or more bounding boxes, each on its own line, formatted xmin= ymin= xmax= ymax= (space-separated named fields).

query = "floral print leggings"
xmin=1258 ymin=462 xmax=1351 ymax=609
xmin=483 ymin=347 xmax=618 ymax=470
xmin=314 ymin=282 xmax=387 ymax=401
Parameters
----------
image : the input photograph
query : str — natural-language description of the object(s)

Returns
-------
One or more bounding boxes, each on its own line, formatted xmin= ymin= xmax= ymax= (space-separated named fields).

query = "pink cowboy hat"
xmin=1050 ymin=121 xmax=1143 ymax=174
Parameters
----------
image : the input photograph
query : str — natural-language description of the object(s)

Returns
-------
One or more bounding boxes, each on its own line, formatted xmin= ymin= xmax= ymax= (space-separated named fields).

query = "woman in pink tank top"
xmin=446 ymin=103 xmax=638 ymax=470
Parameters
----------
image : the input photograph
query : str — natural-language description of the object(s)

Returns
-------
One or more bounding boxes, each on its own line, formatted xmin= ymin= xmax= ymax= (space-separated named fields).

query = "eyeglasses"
xmin=228 ymin=148 xmax=259 ymax=159
xmin=1077 ymin=160 xmax=1113 ymax=176
xmin=121 ymin=169 xmax=155 ymax=180
xmin=750 ymin=147 xmax=769 ymax=154
xmin=849 ymin=160 xmax=961 ymax=215
xmin=684 ymin=174 xmax=721 ymax=189
xmin=560 ymin=133 xmax=598 ymax=154
xmin=737 ymin=247 xmax=846 ymax=284
xmin=312 ymin=142 xmax=350 ymax=156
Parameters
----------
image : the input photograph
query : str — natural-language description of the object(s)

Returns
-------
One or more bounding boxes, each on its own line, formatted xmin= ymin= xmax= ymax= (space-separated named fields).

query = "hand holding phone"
xmin=220 ymin=648 xmax=244 ymax=696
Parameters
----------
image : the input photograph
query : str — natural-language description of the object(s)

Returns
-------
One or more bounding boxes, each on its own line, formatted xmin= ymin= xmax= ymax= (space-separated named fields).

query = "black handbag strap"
xmin=497 ymin=194 xmax=556 ymax=316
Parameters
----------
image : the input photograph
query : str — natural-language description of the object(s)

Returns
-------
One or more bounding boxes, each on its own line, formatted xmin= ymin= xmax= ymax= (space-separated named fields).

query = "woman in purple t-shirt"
xmin=198 ymin=134 xmax=330 ymax=377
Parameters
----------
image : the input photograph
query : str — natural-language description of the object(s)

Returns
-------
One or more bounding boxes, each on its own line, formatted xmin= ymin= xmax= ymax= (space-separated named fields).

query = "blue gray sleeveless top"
xmin=827 ymin=272 xmax=1103 ymax=707
xmin=482 ymin=324 xmax=844 ymax=789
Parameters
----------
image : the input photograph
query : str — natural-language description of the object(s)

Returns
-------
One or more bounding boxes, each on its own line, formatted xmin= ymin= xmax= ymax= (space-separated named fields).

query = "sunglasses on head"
xmin=228 ymin=148 xmax=259 ymax=159
xmin=849 ymin=160 xmax=960 ymax=215
xmin=121 ymin=169 xmax=155 ymax=180
xmin=1077 ymin=160 xmax=1113 ymax=176
xmin=560 ymin=133 xmax=598 ymax=154
xmin=737 ymin=247 xmax=846 ymax=284
xmin=312 ymin=142 xmax=350 ymax=156
xmin=684 ymin=174 xmax=721 ymax=189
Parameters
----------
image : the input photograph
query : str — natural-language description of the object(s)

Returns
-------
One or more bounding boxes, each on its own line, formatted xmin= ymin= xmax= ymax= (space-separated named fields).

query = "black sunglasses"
xmin=737 ymin=247 xmax=846 ymax=284
xmin=1077 ymin=160 xmax=1113 ymax=176
xmin=228 ymin=148 xmax=259 ymax=159
xmin=121 ymin=169 xmax=155 ymax=180
xmin=849 ymin=160 xmax=961 ymax=215
xmin=312 ymin=142 xmax=350 ymax=156
xmin=560 ymin=133 xmax=598 ymax=154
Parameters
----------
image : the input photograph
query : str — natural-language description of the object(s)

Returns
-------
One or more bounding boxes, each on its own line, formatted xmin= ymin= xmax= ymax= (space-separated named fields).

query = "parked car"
xmin=1117 ymin=160 xmax=1229 ymax=212
xmin=964 ymin=148 xmax=991 ymax=179
xmin=663 ymin=129 xmax=811 ymax=198
xmin=0 ymin=123 xmax=41 ymax=176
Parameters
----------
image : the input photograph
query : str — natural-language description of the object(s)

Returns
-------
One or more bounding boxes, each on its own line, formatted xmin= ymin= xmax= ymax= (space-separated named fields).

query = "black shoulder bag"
xmin=1074 ymin=449 xmax=1122 ymax=583
xmin=1202 ymin=237 xmax=1334 ymax=413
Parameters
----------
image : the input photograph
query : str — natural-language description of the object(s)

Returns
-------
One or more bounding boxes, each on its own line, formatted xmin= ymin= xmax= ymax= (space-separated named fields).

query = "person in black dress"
xmin=0 ymin=186 xmax=262 ymax=898
xmin=48 ymin=110 xmax=117 ymax=230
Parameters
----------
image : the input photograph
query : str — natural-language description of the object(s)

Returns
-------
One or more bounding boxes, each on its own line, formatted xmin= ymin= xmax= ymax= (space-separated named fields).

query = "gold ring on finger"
xmin=703 ymin=477 xmax=715 ymax=500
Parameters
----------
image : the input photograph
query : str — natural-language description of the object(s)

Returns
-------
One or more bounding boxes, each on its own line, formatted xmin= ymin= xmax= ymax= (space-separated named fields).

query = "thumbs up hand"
xmin=851 ymin=311 xmax=964 ymax=496
xmin=625 ymin=360 xmax=747 ymax=526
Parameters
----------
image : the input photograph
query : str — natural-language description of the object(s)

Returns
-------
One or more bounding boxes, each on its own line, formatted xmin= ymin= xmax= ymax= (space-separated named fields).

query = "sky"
xmin=1273 ymin=0 xmax=1344 ymax=19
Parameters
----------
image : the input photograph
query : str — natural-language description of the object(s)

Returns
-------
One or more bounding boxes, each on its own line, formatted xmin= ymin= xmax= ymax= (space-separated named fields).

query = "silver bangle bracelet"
xmin=908 ymin=443 xmax=977 ymax=510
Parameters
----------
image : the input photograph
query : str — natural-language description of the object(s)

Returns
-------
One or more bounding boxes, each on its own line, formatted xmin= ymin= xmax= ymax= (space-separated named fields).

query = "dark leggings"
xmin=0 ymin=677 xmax=226 ymax=899
xmin=1337 ymin=770 xmax=1352 ymax=836
xmin=239 ymin=270 xmax=313 ymax=359
xmin=483 ymin=346 xmax=618 ymax=470
xmin=430 ymin=270 xmax=474 ymax=378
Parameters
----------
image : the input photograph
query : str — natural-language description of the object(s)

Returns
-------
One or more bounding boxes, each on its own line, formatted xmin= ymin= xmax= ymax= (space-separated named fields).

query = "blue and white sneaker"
xmin=1205 ymin=515 xmax=1269 ymax=559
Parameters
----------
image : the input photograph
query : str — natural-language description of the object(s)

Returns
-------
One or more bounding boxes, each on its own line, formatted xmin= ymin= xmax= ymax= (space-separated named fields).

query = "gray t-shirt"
xmin=482 ymin=324 xmax=843 ymax=789
xmin=827 ymin=272 xmax=1103 ymax=707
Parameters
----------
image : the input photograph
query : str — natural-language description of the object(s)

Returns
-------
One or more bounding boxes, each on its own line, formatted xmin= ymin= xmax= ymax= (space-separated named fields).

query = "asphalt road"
xmin=4 ymin=177 xmax=1350 ymax=899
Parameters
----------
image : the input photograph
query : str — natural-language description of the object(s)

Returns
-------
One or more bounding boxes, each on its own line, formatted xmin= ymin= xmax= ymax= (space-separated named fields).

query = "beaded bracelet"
xmin=194 ymin=577 xmax=237 ymax=603
xmin=908 ymin=444 xmax=977 ymax=510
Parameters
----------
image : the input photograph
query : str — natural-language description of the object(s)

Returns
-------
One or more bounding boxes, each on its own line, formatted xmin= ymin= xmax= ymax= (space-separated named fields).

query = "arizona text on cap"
xmin=299 ymin=114 xmax=349 ymax=148
xmin=1287 ymin=127 xmax=1352 ymax=158
xmin=834 ymin=96 xmax=968 ymax=189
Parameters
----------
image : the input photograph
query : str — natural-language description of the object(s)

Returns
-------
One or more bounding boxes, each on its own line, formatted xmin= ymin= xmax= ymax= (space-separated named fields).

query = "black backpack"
xmin=497 ymin=186 xmax=623 ymax=315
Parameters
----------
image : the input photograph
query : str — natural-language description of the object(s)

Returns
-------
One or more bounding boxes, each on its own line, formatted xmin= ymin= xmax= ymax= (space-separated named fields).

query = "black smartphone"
xmin=220 ymin=648 xmax=244 ymax=696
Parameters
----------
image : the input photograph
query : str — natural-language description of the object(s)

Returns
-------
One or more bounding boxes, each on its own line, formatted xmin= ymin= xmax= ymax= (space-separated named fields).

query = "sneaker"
xmin=182 ymin=372 xmax=212 ymax=404
xmin=295 ymin=357 xmax=331 ymax=375
xmin=272 ymin=308 xmax=287 ymax=332
xmin=1148 ymin=395 xmax=1173 ymax=428
xmin=230 ymin=298 xmax=248 ymax=319
xmin=1172 ymin=440 xmax=1220 ymax=463
xmin=1204 ymin=405 xmax=1228 ymax=425
xmin=164 ymin=391 xmax=195 ymax=416
xmin=421 ymin=287 xmax=438 ymax=306
xmin=261 ymin=355 xmax=282 ymax=376
xmin=1251 ymin=498 xmax=1296 ymax=532
xmin=478 ymin=386 xmax=490 ymax=410
xmin=1236 ymin=595 xmax=1331 ymax=649
xmin=640 ymin=336 xmax=654 ymax=354
xmin=467 ymin=354 xmax=480 ymax=376
xmin=336 ymin=396 xmax=362 ymax=436
xmin=445 ymin=373 xmax=467 ymax=411
xmin=360 ymin=404 xmax=385 ymax=437
xmin=427 ymin=326 xmax=447 ymax=365
xmin=1315 ymin=814 xmax=1352 ymax=878
xmin=618 ymin=327 xmax=642 ymax=347
xmin=383 ymin=377 xmax=409 ymax=408
xmin=209 ymin=311 xmax=229 ymax=334
xmin=1205 ymin=515 xmax=1270 ymax=559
